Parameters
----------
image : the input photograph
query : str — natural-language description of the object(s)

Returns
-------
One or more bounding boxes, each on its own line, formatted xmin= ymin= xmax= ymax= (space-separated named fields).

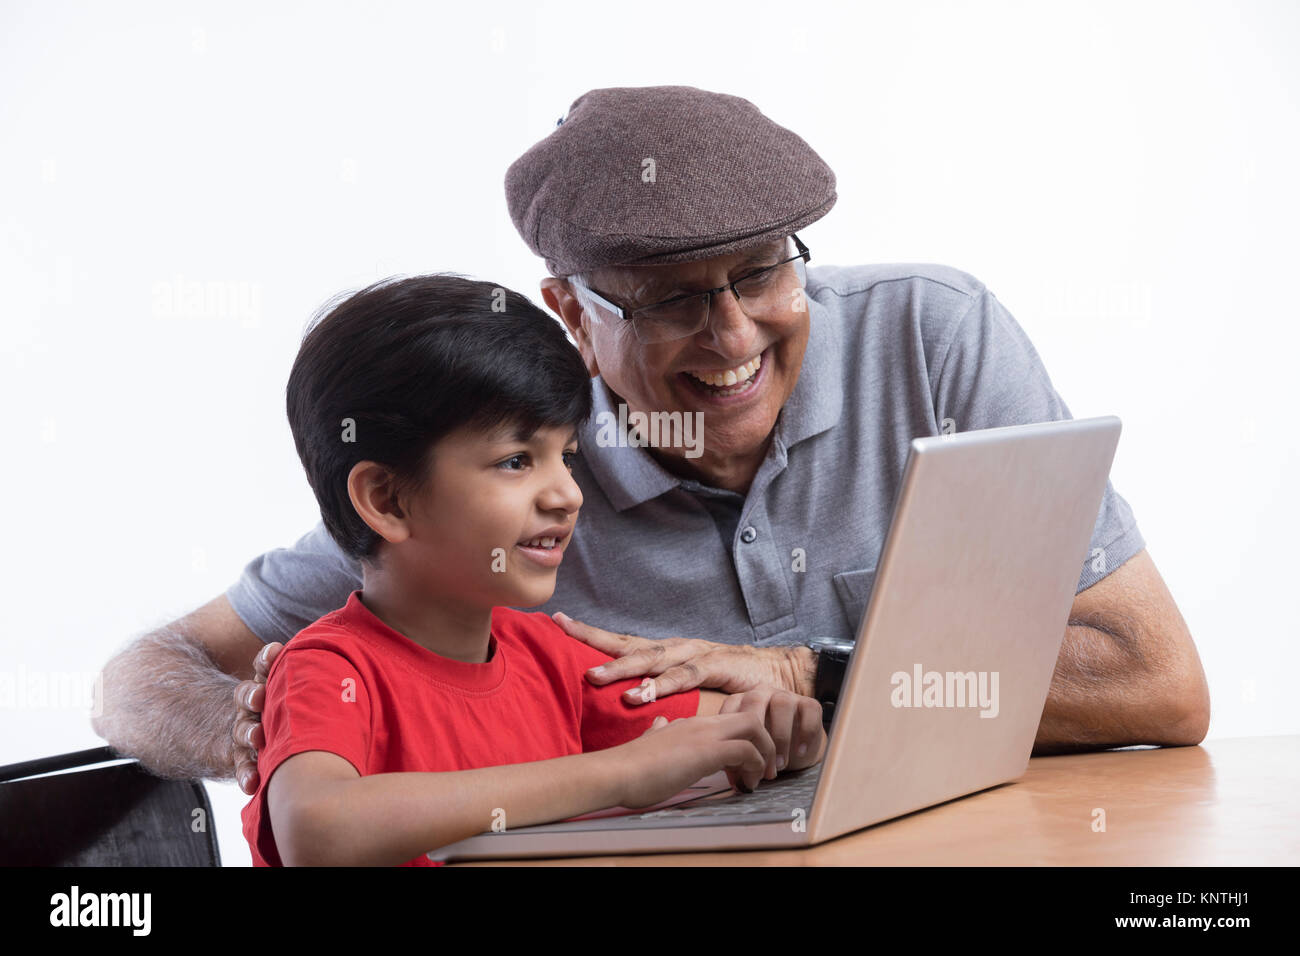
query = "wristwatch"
xmin=805 ymin=638 xmax=856 ymax=727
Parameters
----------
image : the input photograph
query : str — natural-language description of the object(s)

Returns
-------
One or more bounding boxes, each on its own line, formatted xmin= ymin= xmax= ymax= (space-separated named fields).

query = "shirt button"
xmin=740 ymin=526 xmax=758 ymax=543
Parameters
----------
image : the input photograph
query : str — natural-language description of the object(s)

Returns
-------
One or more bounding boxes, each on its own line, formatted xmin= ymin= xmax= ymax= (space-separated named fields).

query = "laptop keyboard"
xmin=629 ymin=764 xmax=823 ymax=821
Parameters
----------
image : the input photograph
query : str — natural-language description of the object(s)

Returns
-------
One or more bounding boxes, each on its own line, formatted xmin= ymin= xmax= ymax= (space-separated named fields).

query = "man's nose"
xmin=696 ymin=287 xmax=760 ymax=357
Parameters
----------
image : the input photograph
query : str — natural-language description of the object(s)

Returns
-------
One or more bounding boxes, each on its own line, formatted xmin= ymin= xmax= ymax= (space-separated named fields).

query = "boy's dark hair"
xmin=286 ymin=273 xmax=593 ymax=564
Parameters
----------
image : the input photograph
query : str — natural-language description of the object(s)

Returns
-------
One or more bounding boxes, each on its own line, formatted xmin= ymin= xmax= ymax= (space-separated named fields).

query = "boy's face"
xmin=393 ymin=421 xmax=583 ymax=610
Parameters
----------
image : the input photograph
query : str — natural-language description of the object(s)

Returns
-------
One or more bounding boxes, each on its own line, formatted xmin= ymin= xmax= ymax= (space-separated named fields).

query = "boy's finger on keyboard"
xmin=790 ymin=697 xmax=826 ymax=767
xmin=724 ymin=740 xmax=766 ymax=792
xmin=726 ymin=692 xmax=782 ymax=776
xmin=721 ymin=711 xmax=777 ymax=784
xmin=766 ymin=693 xmax=798 ymax=772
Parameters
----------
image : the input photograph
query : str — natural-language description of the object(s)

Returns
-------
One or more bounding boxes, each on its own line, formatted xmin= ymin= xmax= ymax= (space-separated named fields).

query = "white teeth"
xmin=686 ymin=353 xmax=762 ymax=388
xmin=521 ymin=536 xmax=557 ymax=549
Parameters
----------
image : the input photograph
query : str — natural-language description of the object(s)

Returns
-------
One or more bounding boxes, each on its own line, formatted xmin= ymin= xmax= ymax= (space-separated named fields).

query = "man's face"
xmin=567 ymin=239 xmax=809 ymax=472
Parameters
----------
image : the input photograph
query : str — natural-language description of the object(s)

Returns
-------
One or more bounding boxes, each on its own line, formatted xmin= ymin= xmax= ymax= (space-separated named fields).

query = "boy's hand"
xmin=232 ymin=642 xmax=281 ymax=794
xmin=609 ymin=711 xmax=778 ymax=809
xmin=718 ymin=686 xmax=826 ymax=781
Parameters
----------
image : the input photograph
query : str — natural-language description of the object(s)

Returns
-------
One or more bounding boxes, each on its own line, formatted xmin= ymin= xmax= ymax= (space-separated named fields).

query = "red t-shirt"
xmin=241 ymin=590 xmax=700 ymax=866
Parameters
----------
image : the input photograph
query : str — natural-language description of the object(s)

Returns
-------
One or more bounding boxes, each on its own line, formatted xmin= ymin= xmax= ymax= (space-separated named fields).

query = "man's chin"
xmin=700 ymin=411 xmax=777 ymax=452
xmin=648 ymin=422 xmax=771 ymax=469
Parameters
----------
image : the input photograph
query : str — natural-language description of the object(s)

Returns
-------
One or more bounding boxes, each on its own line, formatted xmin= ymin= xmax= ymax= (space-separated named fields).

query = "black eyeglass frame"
xmin=573 ymin=234 xmax=811 ymax=332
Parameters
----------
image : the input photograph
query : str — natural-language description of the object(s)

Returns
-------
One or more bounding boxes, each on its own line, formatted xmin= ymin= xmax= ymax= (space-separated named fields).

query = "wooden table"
xmin=451 ymin=735 xmax=1299 ymax=866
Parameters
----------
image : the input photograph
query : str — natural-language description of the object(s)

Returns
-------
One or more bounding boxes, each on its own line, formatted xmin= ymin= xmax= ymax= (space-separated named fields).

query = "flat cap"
xmin=505 ymin=85 xmax=836 ymax=277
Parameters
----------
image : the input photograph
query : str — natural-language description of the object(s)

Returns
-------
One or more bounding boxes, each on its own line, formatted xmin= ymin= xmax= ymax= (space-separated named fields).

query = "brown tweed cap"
xmin=504 ymin=85 xmax=836 ymax=277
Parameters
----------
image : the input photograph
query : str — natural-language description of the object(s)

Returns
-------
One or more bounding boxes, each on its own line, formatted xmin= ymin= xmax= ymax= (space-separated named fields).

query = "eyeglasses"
xmin=573 ymin=234 xmax=811 ymax=345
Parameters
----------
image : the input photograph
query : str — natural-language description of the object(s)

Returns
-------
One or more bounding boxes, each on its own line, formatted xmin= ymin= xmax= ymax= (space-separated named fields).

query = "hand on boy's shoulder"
xmin=520 ymin=608 xmax=696 ymax=705
xmin=548 ymin=610 xmax=810 ymax=702
xmin=234 ymin=622 xmax=361 ymax=794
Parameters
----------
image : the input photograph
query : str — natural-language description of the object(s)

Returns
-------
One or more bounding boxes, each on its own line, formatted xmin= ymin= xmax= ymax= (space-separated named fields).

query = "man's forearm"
xmin=782 ymin=645 xmax=817 ymax=699
xmin=92 ymin=629 xmax=240 ymax=779
xmin=1033 ymin=623 xmax=1203 ymax=754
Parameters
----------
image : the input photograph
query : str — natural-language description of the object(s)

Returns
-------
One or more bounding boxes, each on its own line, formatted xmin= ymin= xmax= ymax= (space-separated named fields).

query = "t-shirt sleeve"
xmin=930 ymin=287 xmax=1146 ymax=593
xmin=242 ymin=643 xmax=371 ymax=866
xmin=257 ymin=645 xmax=371 ymax=780
xmin=566 ymin=640 xmax=701 ymax=753
xmin=224 ymin=521 xmax=363 ymax=645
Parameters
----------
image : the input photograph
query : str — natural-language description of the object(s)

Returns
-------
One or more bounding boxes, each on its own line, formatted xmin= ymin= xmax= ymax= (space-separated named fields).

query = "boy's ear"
xmin=540 ymin=277 xmax=600 ymax=379
xmin=347 ymin=461 xmax=413 ymax=546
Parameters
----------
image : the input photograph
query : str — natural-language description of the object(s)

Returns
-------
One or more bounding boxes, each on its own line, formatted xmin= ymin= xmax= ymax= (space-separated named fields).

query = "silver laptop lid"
xmin=809 ymin=416 xmax=1122 ymax=844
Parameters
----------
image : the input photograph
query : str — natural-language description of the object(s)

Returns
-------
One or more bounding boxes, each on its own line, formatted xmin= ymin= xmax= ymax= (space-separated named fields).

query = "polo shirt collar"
xmin=580 ymin=375 xmax=680 ymax=511
xmin=580 ymin=292 xmax=843 ymax=512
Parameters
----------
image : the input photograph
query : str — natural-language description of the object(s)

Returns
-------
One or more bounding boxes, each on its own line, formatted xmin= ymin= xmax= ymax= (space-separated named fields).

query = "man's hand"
xmin=553 ymin=612 xmax=817 ymax=703
xmin=232 ymin=642 xmax=282 ymax=794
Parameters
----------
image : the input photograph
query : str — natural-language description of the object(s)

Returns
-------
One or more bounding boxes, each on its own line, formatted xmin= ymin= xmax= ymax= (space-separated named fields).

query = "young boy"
xmin=241 ymin=274 xmax=827 ymax=866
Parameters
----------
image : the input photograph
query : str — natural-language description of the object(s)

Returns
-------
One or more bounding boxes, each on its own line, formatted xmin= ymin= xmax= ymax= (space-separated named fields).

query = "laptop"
xmin=427 ymin=415 xmax=1124 ymax=862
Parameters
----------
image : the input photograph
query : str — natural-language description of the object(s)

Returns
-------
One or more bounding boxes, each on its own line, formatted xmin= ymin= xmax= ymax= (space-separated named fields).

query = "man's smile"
xmin=683 ymin=351 xmax=762 ymax=387
xmin=676 ymin=345 xmax=770 ymax=403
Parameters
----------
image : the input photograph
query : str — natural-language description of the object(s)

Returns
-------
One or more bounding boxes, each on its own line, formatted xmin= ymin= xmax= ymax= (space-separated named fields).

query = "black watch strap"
xmin=808 ymin=638 xmax=855 ymax=727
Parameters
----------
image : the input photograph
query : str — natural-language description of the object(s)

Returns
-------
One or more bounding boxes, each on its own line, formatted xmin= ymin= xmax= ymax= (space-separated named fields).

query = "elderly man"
xmin=92 ymin=86 xmax=1209 ymax=795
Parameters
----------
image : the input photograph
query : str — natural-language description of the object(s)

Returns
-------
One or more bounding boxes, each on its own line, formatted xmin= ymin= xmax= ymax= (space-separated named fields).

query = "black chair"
xmin=0 ymin=746 xmax=221 ymax=866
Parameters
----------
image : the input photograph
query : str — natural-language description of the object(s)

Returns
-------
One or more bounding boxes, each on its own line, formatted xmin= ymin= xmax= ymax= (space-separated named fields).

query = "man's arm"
xmin=91 ymin=593 xmax=263 ymax=780
xmin=562 ymin=547 xmax=1211 ymax=754
xmin=1033 ymin=548 xmax=1211 ymax=754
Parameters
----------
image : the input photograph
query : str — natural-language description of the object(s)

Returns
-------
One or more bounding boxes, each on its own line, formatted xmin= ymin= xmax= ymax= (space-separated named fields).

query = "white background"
xmin=2 ymin=0 xmax=1295 ymax=866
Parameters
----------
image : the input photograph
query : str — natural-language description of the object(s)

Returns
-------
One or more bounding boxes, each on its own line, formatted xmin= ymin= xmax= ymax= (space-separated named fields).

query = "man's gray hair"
xmin=566 ymin=271 xmax=601 ymax=316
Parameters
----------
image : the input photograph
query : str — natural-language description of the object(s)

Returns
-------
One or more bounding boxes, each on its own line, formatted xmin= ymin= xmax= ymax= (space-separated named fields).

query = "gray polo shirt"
xmin=226 ymin=262 xmax=1145 ymax=648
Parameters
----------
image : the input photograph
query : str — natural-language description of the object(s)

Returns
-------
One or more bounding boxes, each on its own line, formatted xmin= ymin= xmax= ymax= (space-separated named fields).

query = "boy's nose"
xmin=539 ymin=463 xmax=583 ymax=514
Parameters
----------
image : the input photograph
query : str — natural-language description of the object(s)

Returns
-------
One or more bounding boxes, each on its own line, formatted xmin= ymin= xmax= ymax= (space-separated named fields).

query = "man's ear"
xmin=540 ymin=277 xmax=600 ymax=379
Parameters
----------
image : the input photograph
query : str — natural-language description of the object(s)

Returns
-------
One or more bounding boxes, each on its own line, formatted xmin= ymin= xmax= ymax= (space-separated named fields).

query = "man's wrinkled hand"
xmin=553 ymin=612 xmax=816 ymax=703
xmin=232 ymin=641 xmax=281 ymax=795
